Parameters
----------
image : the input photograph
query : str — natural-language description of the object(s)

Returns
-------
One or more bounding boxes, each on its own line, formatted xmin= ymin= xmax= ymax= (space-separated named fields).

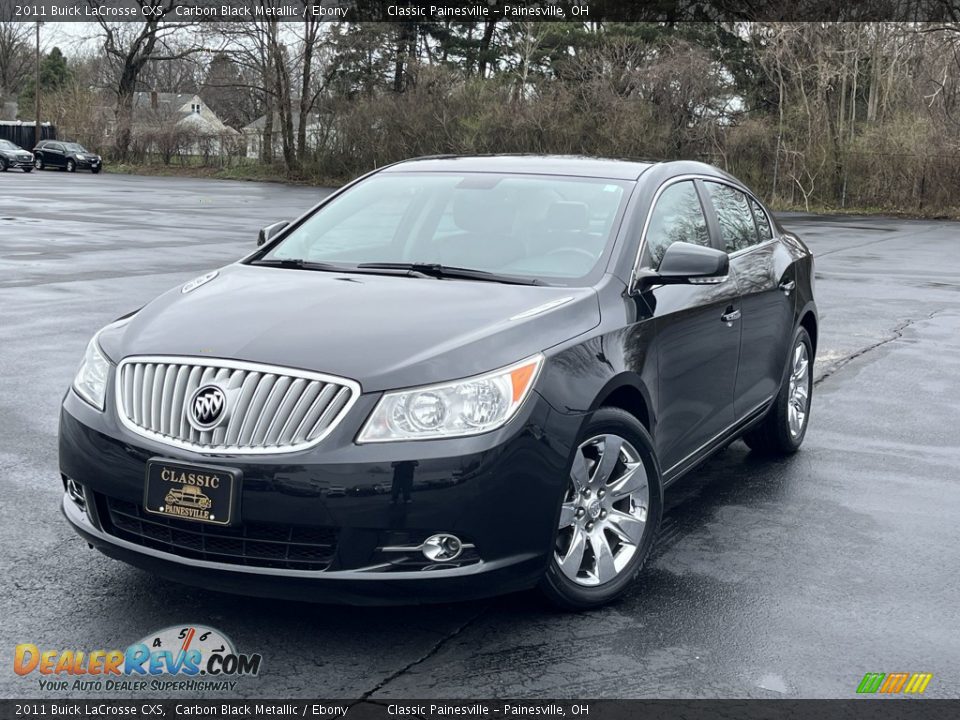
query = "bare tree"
xmin=0 ymin=17 xmax=32 ymax=100
xmin=88 ymin=0 xmax=206 ymax=159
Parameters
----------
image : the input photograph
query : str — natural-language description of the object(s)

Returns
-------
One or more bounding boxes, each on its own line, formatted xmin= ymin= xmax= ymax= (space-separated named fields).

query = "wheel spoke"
xmin=793 ymin=359 xmax=808 ymax=381
xmin=794 ymin=385 xmax=808 ymax=405
xmin=559 ymin=527 xmax=587 ymax=577
xmin=558 ymin=502 xmax=577 ymax=529
xmin=570 ymin=450 xmax=589 ymax=492
xmin=605 ymin=509 xmax=646 ymax=545
xmin=592 ymin=435 xmax=622 ymax=485
xmin=590 ymin=531 xmax=618 ymax=583
xmin=607 ymin=462 xmax=647 ymax=501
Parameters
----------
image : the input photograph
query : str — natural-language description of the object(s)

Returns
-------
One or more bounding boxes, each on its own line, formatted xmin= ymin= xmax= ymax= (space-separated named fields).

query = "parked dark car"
xmin=59 ymin=156 xmax=817 ymax=609
xmin=0 ymin=139 xmax=34 ymax=172
xmin=32 ymin=140 xmax=102 ymax=173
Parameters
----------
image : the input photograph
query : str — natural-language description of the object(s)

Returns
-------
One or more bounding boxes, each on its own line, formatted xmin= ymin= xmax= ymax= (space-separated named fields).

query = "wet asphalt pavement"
xmin=1 ymin=171 xmax=958 ymax=700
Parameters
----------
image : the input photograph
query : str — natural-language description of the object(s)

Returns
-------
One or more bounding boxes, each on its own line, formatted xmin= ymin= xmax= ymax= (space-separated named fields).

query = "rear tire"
xmin=743 ymin=327 xmax=813 ymax=455
xmin=540 ymin=407 xmax=662 ymax=610
xmin=34 ymin=158 xmax=44 ymax=171
xmin=0 ymin=158 xmax=7 ymax=172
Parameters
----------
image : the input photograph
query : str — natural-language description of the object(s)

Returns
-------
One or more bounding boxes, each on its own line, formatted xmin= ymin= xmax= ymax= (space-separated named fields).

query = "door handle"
xmin=721 ymin=308 xmax=741 ymax=325
xmin=779 ymin=279 xmax=796 ymax=294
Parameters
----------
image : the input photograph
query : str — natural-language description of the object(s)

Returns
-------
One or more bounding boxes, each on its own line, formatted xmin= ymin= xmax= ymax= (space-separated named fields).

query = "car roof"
xmin=380 ymin=155 xmax=742 ymax=184
xmin=382 ymin=154 xmax=657 ymax=181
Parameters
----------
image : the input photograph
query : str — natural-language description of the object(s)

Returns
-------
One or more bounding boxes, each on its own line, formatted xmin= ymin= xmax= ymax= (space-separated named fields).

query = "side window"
xmin=644 ymin=181 xmax=710 ymax=268
xmin=705 ymin=182 xmax=759 ymax=253
xmin=749 ymin=198 xmax=773 ymax=242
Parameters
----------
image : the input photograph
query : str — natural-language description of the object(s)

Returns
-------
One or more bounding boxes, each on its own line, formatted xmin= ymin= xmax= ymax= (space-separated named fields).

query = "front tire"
xmin=66 ymin=160 xmax=76 ymax=172
xmin=0 ymin=158 xmax=7 ymax=172
xmin=91 ymin=167 xmax=101 ymax=174
xmin=743 ymin=327 xmax=813 ymax=455
xmin=540 ymin=407 xmax=662 ymax=610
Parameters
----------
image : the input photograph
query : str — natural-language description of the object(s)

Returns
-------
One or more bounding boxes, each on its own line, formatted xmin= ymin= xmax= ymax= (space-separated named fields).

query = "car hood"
xmin=101 ymin=263 xmax=600 ymax=392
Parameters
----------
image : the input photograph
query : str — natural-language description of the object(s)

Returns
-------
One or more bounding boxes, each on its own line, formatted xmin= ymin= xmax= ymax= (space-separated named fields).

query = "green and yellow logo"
xmin=857 ymin=672 xmax=933 ymax=694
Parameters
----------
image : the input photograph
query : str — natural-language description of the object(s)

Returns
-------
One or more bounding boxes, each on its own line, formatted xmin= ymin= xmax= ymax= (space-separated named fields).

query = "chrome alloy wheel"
xmin=555 ymin=434 xmax=649 ymax=587
xmin=787 ymin=341 xmax=811 ymax=438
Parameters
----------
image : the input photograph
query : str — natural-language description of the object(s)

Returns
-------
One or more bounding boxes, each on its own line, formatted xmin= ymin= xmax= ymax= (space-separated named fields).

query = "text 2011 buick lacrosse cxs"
xmin=59 ymin=156 xmax=817 ymax=608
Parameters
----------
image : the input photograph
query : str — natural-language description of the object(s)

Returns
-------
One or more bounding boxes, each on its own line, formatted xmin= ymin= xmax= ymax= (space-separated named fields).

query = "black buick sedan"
xmin=59 ymin=156 xmax=816 ymax=608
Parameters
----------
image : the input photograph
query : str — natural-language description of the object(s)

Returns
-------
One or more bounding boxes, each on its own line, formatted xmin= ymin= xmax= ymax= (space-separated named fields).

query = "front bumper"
xmin=59 ymin=387 xmax=583 ymax=604
xmin=8 ymin=156 xmax=33 ymax=168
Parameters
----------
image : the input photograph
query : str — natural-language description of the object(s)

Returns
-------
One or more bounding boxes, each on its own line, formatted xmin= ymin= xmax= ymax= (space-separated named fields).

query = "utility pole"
xmin=34 ymin=21 xmax=41 ymax=146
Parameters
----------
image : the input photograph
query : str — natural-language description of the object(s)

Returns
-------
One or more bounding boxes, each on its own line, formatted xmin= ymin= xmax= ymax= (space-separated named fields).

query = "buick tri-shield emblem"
xmin=187 ymin=385 xmax=227 ymax=431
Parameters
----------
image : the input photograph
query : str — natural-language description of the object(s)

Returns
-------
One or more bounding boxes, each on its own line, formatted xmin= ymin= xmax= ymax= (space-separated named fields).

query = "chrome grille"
xmin=115 ymin=357 xmax=360 ymax=454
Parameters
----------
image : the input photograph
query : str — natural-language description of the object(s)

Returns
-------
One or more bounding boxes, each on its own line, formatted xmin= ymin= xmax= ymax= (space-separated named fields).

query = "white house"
xmin=131 ymin=91 xmax=240 ymax=156
xmin=242 ymin=110 xmax=327 ymax=160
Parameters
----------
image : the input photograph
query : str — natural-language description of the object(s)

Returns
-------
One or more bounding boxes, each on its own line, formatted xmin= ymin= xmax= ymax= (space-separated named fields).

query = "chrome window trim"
xmin=728 ymin=237 xmax=779 ymax=259
xmin=113 ymin=355 xmax=361 ymax=456
xmin=631 ymin=174 xmax=780 ymax=283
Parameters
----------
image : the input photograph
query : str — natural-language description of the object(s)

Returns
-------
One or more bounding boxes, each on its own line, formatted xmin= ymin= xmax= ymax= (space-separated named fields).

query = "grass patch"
xmin=105 ymin=162 xmax=341 ymax=187
xmin=769 ymin=201 xmax=960 ymax=221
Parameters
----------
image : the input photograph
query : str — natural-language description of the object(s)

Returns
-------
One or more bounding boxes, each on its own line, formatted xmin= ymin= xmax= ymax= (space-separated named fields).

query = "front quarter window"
xmin=705 ymin=182 xmax=759 ymax=253
xmin=644 ymin=181 xmax=710 ymax=268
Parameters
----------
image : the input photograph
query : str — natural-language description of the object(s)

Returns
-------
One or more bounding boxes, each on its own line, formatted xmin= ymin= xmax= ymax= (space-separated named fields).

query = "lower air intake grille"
xmin=100 ymin=496 xmax=337 ymax=571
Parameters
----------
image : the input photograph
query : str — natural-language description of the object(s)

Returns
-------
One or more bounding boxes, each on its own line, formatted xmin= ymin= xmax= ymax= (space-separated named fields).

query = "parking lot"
xmin=1 ymin=170 xmax=959 ymax=699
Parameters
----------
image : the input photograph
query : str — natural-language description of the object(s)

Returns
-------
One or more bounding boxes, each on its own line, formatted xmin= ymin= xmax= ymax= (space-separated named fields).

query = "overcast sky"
xmin=38 ymin=23 xmax=103 ymax=54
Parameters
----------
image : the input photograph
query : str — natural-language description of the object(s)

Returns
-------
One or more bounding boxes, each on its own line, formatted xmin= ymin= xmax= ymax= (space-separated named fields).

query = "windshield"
xmin=257 ymin=172 xmax=631 ymax=284
xmin=0 ymin=140 xmax=17 ymax=150
xmin=65 ymin=143 xmax=87 ymax=152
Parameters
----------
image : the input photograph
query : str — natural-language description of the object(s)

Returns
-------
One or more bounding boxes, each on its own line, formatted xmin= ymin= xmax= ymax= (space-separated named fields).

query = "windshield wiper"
xmin=253 ymin=259 xmax=543 ymax=285
xmin=253 ymin=258 xmax=438 ymax=278
xmin=356 ymin=262 xmax=543 ymax=285
xmin=252 ymin=258 xmax=352 ymax=272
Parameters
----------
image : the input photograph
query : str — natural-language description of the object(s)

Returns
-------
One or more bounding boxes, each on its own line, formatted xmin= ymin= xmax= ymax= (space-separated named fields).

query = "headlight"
xmin=72 ymin=334 xmax=111 ymax=410
xmin=358 ymin=355 xmax=544 ymax=442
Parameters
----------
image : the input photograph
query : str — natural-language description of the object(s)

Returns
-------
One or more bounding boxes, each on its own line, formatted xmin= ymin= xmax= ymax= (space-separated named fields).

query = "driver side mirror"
xmin=257 ymin=221 xmax=290 ymax=247
xmin=632 ymin=242 xmax=729 ymax=293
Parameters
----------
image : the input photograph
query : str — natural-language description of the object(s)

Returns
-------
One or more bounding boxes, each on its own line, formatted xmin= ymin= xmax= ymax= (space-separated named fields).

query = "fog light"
xmin=422 ymin=534 xmax=463 ymax=562
xmin=66 ymin=478 xmax=86 ymax=512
